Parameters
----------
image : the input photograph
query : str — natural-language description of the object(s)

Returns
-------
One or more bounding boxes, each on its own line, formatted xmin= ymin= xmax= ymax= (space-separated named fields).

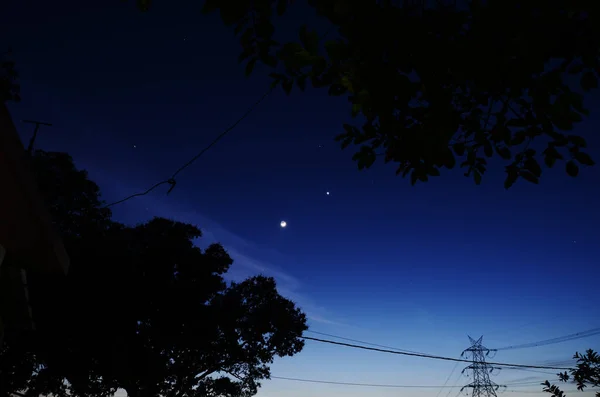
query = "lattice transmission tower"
xmin=459 ymin=336 xmax=505 ymax=397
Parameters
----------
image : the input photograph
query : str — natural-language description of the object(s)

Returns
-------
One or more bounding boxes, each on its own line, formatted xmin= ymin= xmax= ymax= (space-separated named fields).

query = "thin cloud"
xmin=108 ymin=192 xmax=348 ymax=327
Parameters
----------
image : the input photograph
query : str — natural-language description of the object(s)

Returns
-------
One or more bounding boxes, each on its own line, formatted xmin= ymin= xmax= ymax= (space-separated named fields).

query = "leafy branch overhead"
xmin=139 ymin=0 xmax=599 ymax=189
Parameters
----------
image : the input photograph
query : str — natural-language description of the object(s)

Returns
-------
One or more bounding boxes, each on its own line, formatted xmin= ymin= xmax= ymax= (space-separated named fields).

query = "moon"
xmin=280 ymin=220 xmax=287 ymax=228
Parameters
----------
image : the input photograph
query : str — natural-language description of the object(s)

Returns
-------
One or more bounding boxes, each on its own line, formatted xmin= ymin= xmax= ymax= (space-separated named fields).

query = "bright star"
xmin=280 ymin=220 xmax=287 ymax=228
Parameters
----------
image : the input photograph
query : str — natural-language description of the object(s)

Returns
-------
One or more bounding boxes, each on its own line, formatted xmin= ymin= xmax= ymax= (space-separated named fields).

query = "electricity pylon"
xmin=459 ymin=336 xmax=505 ymax=397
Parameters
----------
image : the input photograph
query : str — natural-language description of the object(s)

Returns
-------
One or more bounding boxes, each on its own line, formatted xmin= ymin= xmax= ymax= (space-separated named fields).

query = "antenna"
xmin=23 ymin=119 xmax=52 ymax=154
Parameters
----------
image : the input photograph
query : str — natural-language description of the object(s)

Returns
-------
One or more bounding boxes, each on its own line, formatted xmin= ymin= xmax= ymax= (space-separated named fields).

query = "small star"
xmin=326 ymin=191 xmax=330 ymax=195
xmin=318 ymin=144 xmax=323 ymax=148
xmin=573 ymin=240 xmax=577 ymax=243
xmin=133 ymin=144 xmax=137 ymax=148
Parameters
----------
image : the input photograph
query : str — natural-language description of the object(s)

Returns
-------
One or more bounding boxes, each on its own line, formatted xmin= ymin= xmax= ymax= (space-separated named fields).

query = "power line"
xmin=435 ymin=361 xmax=462 ymax=397
xmin=444 ymin=366 xmax=467 ymax=397
xmin=507 ymin=380 xmax=562 ymax=386
xmin=305 ymin=330 xmax=427 ymax=354
xmin=270 ymin=376 xmax=465 ymax=388
xmin=267 ymin=376 xmax=561 ymax=389
xmin=302 ymin=337 xmax=574 ymax=370
xmin=502 ymin=368 xmax=561 ymax=376
xmin=104 ymin=87 xmax=274 ymax=208
xmin=506 ymin=388 xmax=600 ymax=394
xmin=542 ymin=359 xmax=578 ymax=367
xmin=492 ymin=327 xmax=600 ymax=351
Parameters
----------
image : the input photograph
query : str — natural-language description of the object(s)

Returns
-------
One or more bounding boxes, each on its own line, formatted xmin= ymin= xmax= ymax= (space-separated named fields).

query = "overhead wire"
xmin=302 ymin=336 xmax=575 ymax=370
xmin=506 ymin=387 xmax=600 ymax=394
xmin=268 ymin=376 xmax=565 ymax=389
xmin=274 ymin=330 xmax=586 ymax=393
xmin=270 ymin=376 xmax=465 ymax=388
xmin=435 ymin=361 xmax=462 ymax=397
xmin=103 ymin=86 xmax=275 ymax=208
xmin=444 ymin=366 xmax=466 ymax=397
xmin=492 ymin=327 xmax=600 ymax=351
xmin=305 ymin=330 xmax=427 ymax=354
xmin=502 ymin=368 xmax=562 ymax=376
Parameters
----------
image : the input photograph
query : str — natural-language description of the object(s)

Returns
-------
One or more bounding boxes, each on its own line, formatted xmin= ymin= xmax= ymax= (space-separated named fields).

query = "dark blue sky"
xmin=2 ymin=1 xmax=599 ymax=397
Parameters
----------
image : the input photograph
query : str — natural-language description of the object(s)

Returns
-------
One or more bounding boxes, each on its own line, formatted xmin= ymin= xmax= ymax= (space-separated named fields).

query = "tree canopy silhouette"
xmin=0 ymin=151 xmax=307 ymax=397
xmin=133 ymin=0 xmax=598 ymax=188
xmin=0 ymin=49 xmax=20 ymax=103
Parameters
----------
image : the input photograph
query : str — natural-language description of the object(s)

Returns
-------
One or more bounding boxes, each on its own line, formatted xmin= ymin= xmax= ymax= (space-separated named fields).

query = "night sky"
xmin=2 ymin=1 xmax=599 ymax=397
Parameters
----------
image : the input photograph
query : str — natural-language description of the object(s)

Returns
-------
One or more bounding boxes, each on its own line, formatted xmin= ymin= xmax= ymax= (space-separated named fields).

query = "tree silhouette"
xmin=134 ymin=0 xmax=598 ymax=188
xmin=544 ymin=350 xmax=600 ymax=397
xmin=0 ymin=48 xmax=20 ymax=102
xmin=0 ymin=151 xmax=307 ymax=397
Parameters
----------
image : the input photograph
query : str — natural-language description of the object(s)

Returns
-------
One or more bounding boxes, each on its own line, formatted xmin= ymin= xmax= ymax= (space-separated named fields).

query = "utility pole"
xmin=23 ymin=119 xmax=52 ymax=154
xmin=460 ymin=336 xmax=505 ymax=397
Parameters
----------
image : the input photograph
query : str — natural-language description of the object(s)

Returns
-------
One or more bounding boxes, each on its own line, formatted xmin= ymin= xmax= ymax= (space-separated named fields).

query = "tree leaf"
xmin=324 ymin=40 xmax=346 ymax=61
xmin=453 ymin=142 xmax=465 ymax=156
xmin=552 ymin=114 xmax=574 ymax=131
xmin=511 ymin=131 xmax=527 ymax=145
xmin=296 ymin=75 xmax=307 ymax=91
xmin=519 ymin=170 xmax=539 ymax=184
xmin=299 ymin=25 xmax=319 ymax=56
xmin=524 ymin=157 xmax=542 ymax=178
xmin=568 ymin=62 xmax=584 ymax=74
xmin=260 ymin=53 xmax=278 ymax=68
xmin=566 ymin=160 xmax=579 ymax=177
xmin=495 ymin=146 xmax=512 ymax=160
xmin=282 ymin=79 xmax=293 ymax=95
xmin=473 ymin=170 xmax=482 ymax=185
xmin=276 ymin=0 xmax=288 ymax=16
xmin=581 ymin=71 xmax=598 ymax=92
xmin=504 ymin=166 xmax=519 ymax=189
xmin=352 ymin=146 xmax=377 ymax=170
xmin=245 ymin=58 xmax=257 ymax=77
xmin=442 ymin=148 xmax=456 ymax=169
xmin=483 ymin=140 xmax=493 ymax=157
xmin=568 ymin=92 xmax=589 ymax=116
xmin=428 ymin=166 xmax=440 ymax=177
xmin=135 ymin=0 xmax=151 ymax=11
xmin=507 ymin=118 xmax=529 ymax=128
xmin=568 ymin=135 xmax=588 ymax=148
xmin=201 ymin=0 xmax=220 ymax=14
xmin=410 ymin=169 xmax=418 ymax=185
xmin=574 ymin=152 xmax=595 ymax=166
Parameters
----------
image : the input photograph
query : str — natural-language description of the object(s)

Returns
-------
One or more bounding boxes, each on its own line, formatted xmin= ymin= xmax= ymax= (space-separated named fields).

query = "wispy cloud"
xmin=109 ymin=192 xmax=348 ymax=327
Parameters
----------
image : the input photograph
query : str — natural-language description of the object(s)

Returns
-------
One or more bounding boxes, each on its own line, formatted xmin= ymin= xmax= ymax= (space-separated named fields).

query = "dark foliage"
xmin=0 ymin=150 xmax=307 ymax=397
xmin=0 ymin=48 xmax=20 ymax=103
xmin=134 ymin=0 xmax=599 ymax=188
xmin=544 ymin=350 xmax=600 ymax=397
